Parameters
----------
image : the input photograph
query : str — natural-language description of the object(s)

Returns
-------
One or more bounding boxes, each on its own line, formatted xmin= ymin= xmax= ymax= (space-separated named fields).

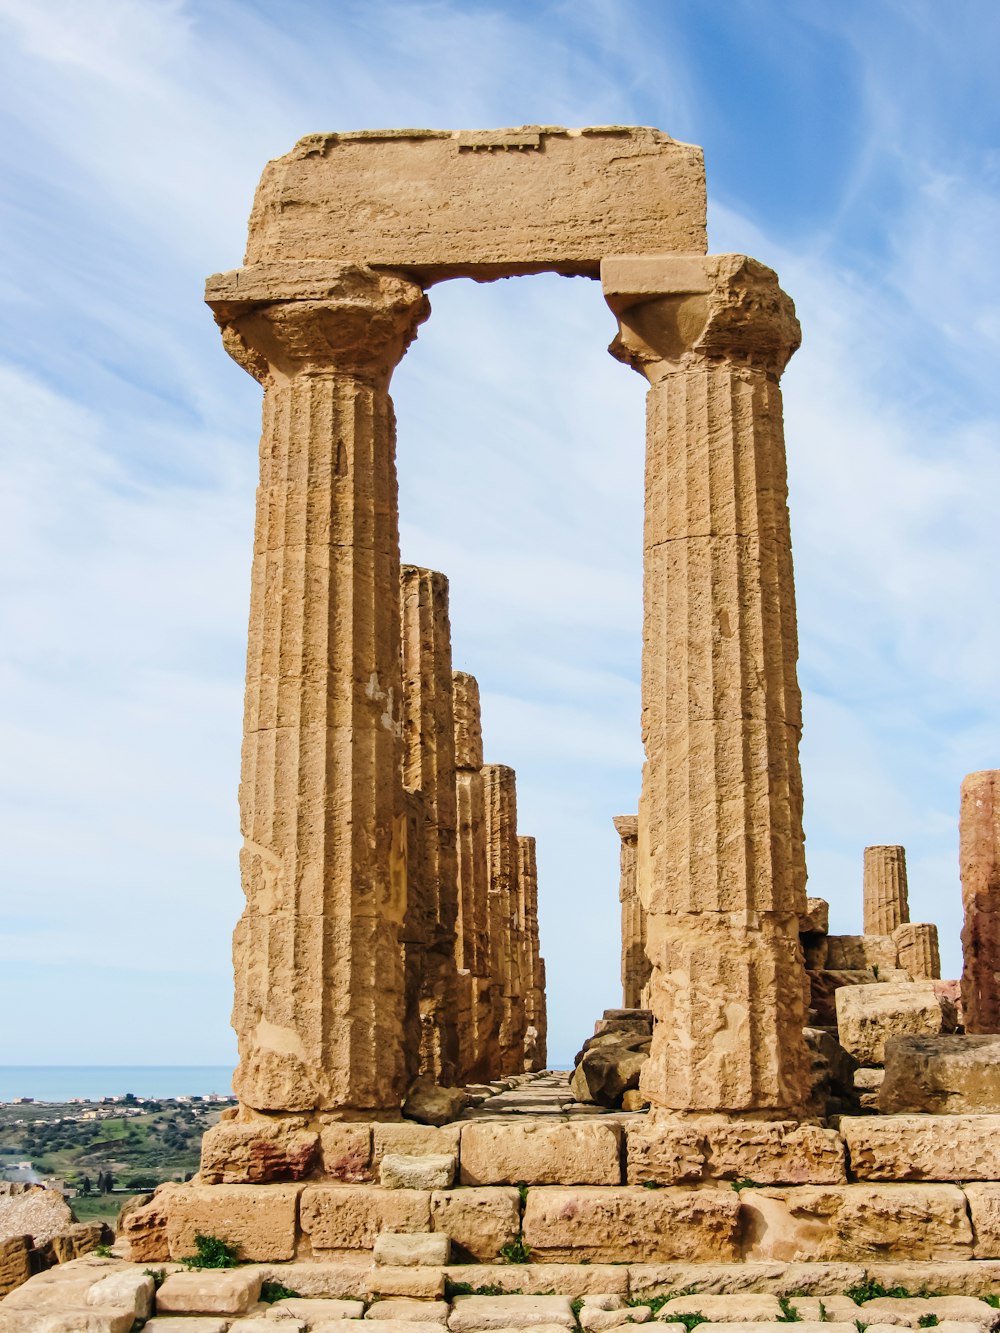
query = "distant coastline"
xmin=0 ymin=1066 xmax=235 ymax=1103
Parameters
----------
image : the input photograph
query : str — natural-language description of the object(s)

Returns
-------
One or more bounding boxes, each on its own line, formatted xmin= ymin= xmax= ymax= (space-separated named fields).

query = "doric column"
xmin=614 ymin=814 xmax=649 ymax=1009
xmin=863 ymin=845 xmax=910 ymax=935
xmin=518 ymin=835 xmax=547 ymax=1071
xmin=453 ymin=672 xmax=496 ymax=1080
xmin=400 ymin=566 xmax=460 ymax=1086
xmin=961 ymin=771 xmax=1000 ymax=1033
xmin=207 ymin=264 xmax=429 ymax=1116
xmin=893 ymin=923 xmax=940 ymax=981
xmin=603 ymin=253 xmax=809 ymax=1115
xmin=483 ymin=763 xmax=526 ymax=1075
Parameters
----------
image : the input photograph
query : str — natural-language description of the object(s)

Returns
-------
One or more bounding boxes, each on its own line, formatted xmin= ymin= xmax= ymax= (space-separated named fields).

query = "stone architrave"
xmin=206 ymin=264 xmax=428 ymax=1116
xmin=518 ymin=835 xmax=548 ymax=1071
xmin=400 ymin=565 xmax=461 ymax=1087
xmin=452 ymin=671 xmax=497 ymax=1081
xmin=864 ymin=845 xmax=910 ymax=936
xmin=894 ymin=922 xmax=941 ymax=981
xmin=614 ymin=815 xmax=650 ymax=1009
xmin=603 ymin=253 xmax=810 ymax=1114
xmin=961 ymin=771 xmax=1000 ymax=1033
xmin=483 ymin=764 xmax=526 ymax=1075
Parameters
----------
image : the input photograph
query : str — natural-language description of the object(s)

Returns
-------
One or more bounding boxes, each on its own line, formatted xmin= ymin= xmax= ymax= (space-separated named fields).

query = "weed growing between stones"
xmin=446 ymin=1281 xmax=511 ymax=1297
xmin=778 ymin=1296 xmax=803 ymax=1322
xmin=93 ymin=1244 xmax=114 ymax=1258
xmin=179 ymin=1233 xmax=239 ymax=1268
xmin=918 ymin=1316 xmax=939 ymax=1328
xmin=142 ymin=1269 xmax=166 ymax=1290
xmin=818 ymin=1301 xmax=829 ymax=1322
xmin=984 ymin=1296 xmax=1000 ymax=1309
xmin=498 ymin=1234 xmax=532 ymax=1264
xmin=731 ymin=1178 xmax=761 ymax=1192
xmin=846 ymin=1281 xmax=922 ymax=1303
xmin=261 ymin=1280 xmax=301 ymax=1302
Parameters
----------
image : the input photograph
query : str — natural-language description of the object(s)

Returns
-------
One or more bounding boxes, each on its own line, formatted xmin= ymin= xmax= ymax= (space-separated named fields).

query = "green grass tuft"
xmin=179 ymin=1233 xmax=239 ymax=1269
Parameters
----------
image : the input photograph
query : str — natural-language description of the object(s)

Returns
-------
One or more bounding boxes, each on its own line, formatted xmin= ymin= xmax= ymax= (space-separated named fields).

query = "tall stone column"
xmin=207 ymin=264 xmax=429 ymax=1116
xmin=518 ymin=835 xmax=547 ymax=1071
xmin=961 ymin=770 xmax=1000 ymax=1033
xmin=483 ymin=763 xmax=526 ymax=1075
xmin=615 ymin=814 xmax=650 ymax=1009
xmin=864 ymin=845 xmax=910 ymax=936
xmin=400 ymin=566 xmax=460 ymax=1086
xmin=603 ymin=253 xmax=810 ymax=1115
xmin=453 ymin=672 xmax=496 ymax=1080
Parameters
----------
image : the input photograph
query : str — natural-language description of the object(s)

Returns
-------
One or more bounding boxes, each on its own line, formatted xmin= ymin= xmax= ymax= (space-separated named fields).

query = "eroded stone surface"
xmin=155 ymin=1268 xmax=262 ymax=1316
xmin=625 ymin=1120 xmax=845 ymax=1186
xmin=961 ymin=771 xmax=1000 ymax=1034
xmin=836 ymin=983 xmax=956 ymax=1066
xmin=864 ymin=846 xmax=910 ymax=937
xmin=301 ymin=1187 xmax=430 ymax=1255
xmin=842 ymin=1115 xmax=1000 ymax=1181
xmin=880 ymin=1035 xmax=1000 ymax=1113
xmin=430 ymin=1187 xmax=520 ymax=1262
xmin=460 ymin=1120 xmax=622 ymax=1186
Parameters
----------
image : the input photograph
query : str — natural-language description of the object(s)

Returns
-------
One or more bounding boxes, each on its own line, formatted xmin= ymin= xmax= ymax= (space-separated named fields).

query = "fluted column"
xmin=603 ymin=253 xmax=809 ymax=1115
xmin=894 ymin=922 xmax=940 ymax=981
xmin=400 ymin=566 xmax=460 ymax=1086
xmin=483 ymin=763 xmax=526 ymax=1075
xmin=615 ymin=814 xmax=649 ymax=1009
xmin=518 ymin=835 xmax=547 ymax=1071
xmin=863 ymin=845 xmax=910 ymax=935
xmin=207 ymin=264 xmax=429 ymax=1116
xmin=453 ymin=672 xmax=496 ymax=1080
xmin=961 ymin=771 xmax=1000 ymax=1033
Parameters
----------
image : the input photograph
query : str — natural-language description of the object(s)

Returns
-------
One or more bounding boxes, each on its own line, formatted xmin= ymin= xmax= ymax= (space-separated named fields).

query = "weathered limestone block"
xmin=825 ymin=936 xmax=899 ymax=972
xmin=625 ymin=1120 xmax=845 ymax=1186
xmin=85 ymin=1270 xmax=155 ymax=1324
xmin=207 ymin=266 xmax=429 ymax=1118
xmin=961 ymin=771 xmax=1000 ymax=1033
xmin=835 ymin=982 xmax=956 ymax=1065
xmin=962 ymin=1183 xmax=1000 ymax=1257
xmin=156 ymin=1269 xmax=263 ymax=1316
xmin=240 ymin=128 xmax=706 ymax=278
xmin=0 ymin=1182 xmax=75 ymax=1246
xmin=320 ymin=1121 xmax=373 ymax=1181
xmin=275 ymin=1297 xmax=366 ymax=1320
xmin=401 ymin=564 xmax=461 ymax=1087
xmin=521 ymin=1185 xmax=740 ymax=1262
xmin=605 ymin=253 xmax=809 ymax=1115
xmin=117 ymin=1187 xmax=174 ymax=1261
xmin=0 ymin=1235 xmax=30 ymax=1298
xmin=880 ymin=1035 xmax=1000 ymax=1113
xmin=864 ymin=845 xmax=910 ymax=936
xmin=366 ymin=1298 xmax=449 ymax=1322
xmin=199 ymin=1118 xmax=319 ymax=1184
xmin=842 ymin=1115 xmax=1000 ymax=1181
xmin=373 ymin=1232 xmax=451 ymax=1267
xmin=615 ymin=815 xmax=650 ymax=1010
xmin=741 ymin=1184 xmax=973 ymax=1262
xmin=444 ymin=1264 xmax=631 ymax=1297
xmin=809 ymin=969 xmax=876 ymax=1026
xmin=430 ymin=1187 xmax=520 ymax=1262
xmin=626 ymin=1262 xmax=867 ymax=1297
xmin=660 ymin=1295 xmax=784 ymax=1322
xmin=790 ymin=1297 xmax=863 ymax=1321
xmin=801 ymin=898 xmax=830 ymax=935
xmin=373 ymin=1122 xmax=461 ymax=1165
xmin=460 ymin=1120 xmax=622 ymax=1186
xmin=161 ymin=1183 xmax=300 ymax=1262
xmin=380 ymin=1154 xmax=456 ymax=1190
xmin=367 ymin=1267 xmax=446 ymax=1298
xmin=143 ymin=1319 xmax=230 ymax=1333
xmin=0 ymin=1310 xmax=136 ymax=1333
xmin=482 ymin=764 xmax=526 ymax=1075
xmin=894 ymin=923 xmax=941 ymax=981
xmin=448 ymin=1293 xmax=576 ymax=1330
xmin=300 ymin=1186 xmax=430 ymax=1254
xmin=402 ymin=1080 xmax=467 ymax=1126
xmin=860 ymin=1296 xmax=998 ymax=1331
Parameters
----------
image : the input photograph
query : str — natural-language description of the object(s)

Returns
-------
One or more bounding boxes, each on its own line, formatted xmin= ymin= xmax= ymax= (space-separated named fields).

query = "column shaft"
xmin=615 ymin=814 xmax=649 ymax=1009
xmin=863 ymin=845 xmax=910 ymax=935
xmin=961 ymin=770 xmax=1000 ymax=1033
xmin=893 ymin=923 xmax=940 ymax=981
xmin=483 ymin=763 xmax=526 ymax=1075
xmin=518 ymin=835 xmax=547 ymax=1071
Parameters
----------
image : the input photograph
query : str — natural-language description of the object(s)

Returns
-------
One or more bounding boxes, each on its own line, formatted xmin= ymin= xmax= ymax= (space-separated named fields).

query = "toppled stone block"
xmin=625 ymin=1120 xmax=845 ymax=1185
xmin=403 ymin=1080 xmax=467 ymax=1126
xmin=460 ymin=1120 xmax=621 ymax=1186
xmin=373 ymin=1231 xmax=450 ymax=1267
xmin=836 ymin=983 xmax=957 ymax=1065
xmin=156 ymin=1268 xmax=263 ymax=1315
xmin=880 ymin=1035 xmax=1000 ymax=1113
xmin=0 ymin=1182 xmax=74 ymax=1247
xmin=801 ymin=898 xmax=830 ymax=935
xmin=431 ymin=1187 xmax=519 ymax=1262
xmin=86 ymin=1269 xmax=155 ymax=1321
xmin=199 ymin=1118 xmax=319 ymax=1184
xmin=522 ymin=1185 xmax=740 ymax=1263
xmin=826 ymin=935 xmax=899 ymax=971
xmin=893 ymin=923 xmax=941 ymax=981
xmin=842 ymin=1114 xmax=1000 ymax=1180
xmin=0 ymin=1234 xmax=31 ymax=1298
xmin=380 ymin=1154 xmax=456 ymax=1190
xmin=320 ymin=1122 xmax=374 ymax=1182
xmin=448 ymin=1293 xmax=576 ymax=1330
xmin=301 ymin=1187 xmax=430 ymax=1255
xmin=741 ymin=1183 xmax=973 ymax=1262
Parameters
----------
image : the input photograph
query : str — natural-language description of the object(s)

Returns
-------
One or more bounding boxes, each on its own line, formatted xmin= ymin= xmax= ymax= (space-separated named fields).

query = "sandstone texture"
xmin=626 ymin=1120 xmax=845 ymax=1186
xmin=835 ymin=982 xmax=957 ymax=1065
xmin=430 ymin=1187 xmax=520 ymax=1262
xmin=380 ymin=1153 xmax=455 ymax=1190
xmin=961 ymin=771 xmax=1000 ymax=1033
xmin=301 ymin=1186 xmax=430 ymax=1255
xmin=615 ymin=815 xmax=650 ymax=1009
xmin=863 ymin=846 xmax=910 ymax=936
xmin=199 ymin=1118 xmax=319 ymax=1184
xmin=879 ymin=1035 xmax=1000 ymax=1113
xmin=842 ymin=1114 xmax=1000 ymax=1180
xmin=460 ymin=1120 xmax=622 ymax=1186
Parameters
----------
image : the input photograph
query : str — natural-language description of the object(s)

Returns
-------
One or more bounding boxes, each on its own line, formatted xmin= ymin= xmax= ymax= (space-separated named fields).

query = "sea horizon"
xmin=0 ymin=1065 xmax=236 ymax=1103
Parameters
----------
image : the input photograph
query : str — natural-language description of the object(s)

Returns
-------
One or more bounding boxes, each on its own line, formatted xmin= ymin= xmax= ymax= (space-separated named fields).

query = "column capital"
xmin=205 ymin=262 xmax=429 ymax=386
xmin=602 ymin=253 xmax=800 ymax=382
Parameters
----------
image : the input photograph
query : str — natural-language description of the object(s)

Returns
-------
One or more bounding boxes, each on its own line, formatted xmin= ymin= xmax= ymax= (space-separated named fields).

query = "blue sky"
xmin=1 ymin=0 xmax=998 ymax=1069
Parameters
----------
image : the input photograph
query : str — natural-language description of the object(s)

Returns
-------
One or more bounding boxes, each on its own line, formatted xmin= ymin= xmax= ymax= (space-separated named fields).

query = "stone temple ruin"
xmin=8 ymin=125 xmax=1000 ymax=1329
